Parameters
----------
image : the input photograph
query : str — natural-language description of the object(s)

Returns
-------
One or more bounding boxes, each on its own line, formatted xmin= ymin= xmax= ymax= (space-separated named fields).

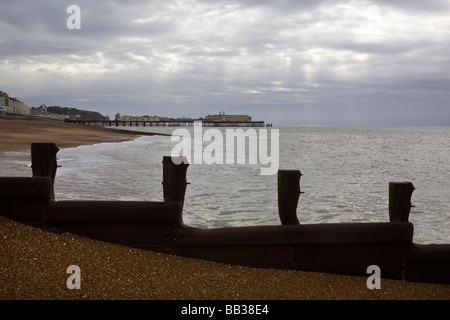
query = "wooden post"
xmin=31 ymin=143 xmax=59 ymax=198
xmin=162 ymin=156 xmax=189 ymax=210
xmin=278 ymin=170 xmax=303 ymax=225
xmin=389 ymin=182 xmax=415 ymax=222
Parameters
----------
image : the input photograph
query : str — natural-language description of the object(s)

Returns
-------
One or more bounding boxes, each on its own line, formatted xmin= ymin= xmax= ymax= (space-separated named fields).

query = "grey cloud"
xmin=370 ymin=0 xmax=450 ymax=13
xmin=1 ymin=0 xmax=449 ymax=126
xmin=199 ymin=0 xmax=331 ymax=12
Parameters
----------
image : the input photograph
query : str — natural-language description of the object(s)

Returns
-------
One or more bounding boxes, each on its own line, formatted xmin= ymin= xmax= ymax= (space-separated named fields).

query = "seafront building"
xmin=205 ymin=112 xmax=251 ymax=122
xmin=0 ymin=91 xmax=31 ymax=115
xmin=118 ymin=114 xmax=161 ymax=122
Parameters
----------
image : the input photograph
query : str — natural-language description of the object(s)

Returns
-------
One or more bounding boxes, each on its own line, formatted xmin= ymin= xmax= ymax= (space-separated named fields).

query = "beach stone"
xmin=0 ymin=216 xmax=449 ymax=300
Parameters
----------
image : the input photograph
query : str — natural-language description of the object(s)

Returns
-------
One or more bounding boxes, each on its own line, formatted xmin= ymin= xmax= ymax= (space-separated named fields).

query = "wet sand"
xmin=0 ymin=118 xmax=137 ymax=177
xmin=0 ymin=118 xmax=137 ymax=154
xmin=0 ymin=118 xmax=449 ymax=301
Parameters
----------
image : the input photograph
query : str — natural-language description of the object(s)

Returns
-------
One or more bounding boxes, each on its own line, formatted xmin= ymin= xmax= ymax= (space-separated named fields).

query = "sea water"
xmin=54 ymin=126 xmax=450 ymax=244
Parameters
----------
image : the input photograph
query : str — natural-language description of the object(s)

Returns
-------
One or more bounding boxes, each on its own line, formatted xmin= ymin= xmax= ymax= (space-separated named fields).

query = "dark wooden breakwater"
xmin=1 ymin=143 xmax=449 ymax=284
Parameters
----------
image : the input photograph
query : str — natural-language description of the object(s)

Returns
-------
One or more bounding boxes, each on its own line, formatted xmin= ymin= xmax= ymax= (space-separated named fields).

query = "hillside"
xmin=47 ymin=106 xmax=106 ymax=120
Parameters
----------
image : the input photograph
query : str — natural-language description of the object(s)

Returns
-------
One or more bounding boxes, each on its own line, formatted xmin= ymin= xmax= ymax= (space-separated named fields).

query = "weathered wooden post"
xmin=278 ymin=170 xmax=303 ymax=225
xmin=163 ymin=156 xmax=189 ymax=210
xmin=389 ymin=182 xmax=415 ymax=222
xmin=31 ymin=143 xmax=59 ymax=198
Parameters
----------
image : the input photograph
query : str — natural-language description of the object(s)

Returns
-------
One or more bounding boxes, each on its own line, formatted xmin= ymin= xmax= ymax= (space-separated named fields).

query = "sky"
xmin=1 ymin=0 xmax=449 ymax=126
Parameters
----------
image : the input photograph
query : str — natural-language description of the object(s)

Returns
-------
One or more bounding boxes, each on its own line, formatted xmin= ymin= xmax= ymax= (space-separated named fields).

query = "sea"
xmin=54 ymin=126 xmax=450 ymax=244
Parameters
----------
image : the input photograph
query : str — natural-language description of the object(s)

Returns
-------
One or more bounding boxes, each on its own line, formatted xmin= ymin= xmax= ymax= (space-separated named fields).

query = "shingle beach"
xmin=1 ymin=118 xmax=449 ymax=300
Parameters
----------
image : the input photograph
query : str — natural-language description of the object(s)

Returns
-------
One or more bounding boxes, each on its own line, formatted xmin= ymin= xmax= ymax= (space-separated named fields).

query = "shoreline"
xmin=0 ymin=117 xmax=146 ymax=154
xmin=0 ymin=118 xmax=143 ymax=177
xmin=0 ymin=118 xmax=449 ymax=300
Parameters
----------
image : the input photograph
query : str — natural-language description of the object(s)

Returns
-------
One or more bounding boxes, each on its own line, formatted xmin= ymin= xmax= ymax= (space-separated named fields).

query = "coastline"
xmin=0 ymin=118 xmax=449 ymax=300
xmin=0 ymin=118 xmax=140 ymax=177
xmin=0 ymin=118 xmax=142 ymax=154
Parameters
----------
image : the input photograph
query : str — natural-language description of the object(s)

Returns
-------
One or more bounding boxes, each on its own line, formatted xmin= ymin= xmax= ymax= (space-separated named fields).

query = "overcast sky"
xmin=1 ymin=0 xmax=449 ymax=126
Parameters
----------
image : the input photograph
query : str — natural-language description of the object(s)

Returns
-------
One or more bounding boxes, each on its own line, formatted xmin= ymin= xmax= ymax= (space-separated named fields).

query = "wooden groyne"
xmin=1 ymin=143 xmax=449 ymax=284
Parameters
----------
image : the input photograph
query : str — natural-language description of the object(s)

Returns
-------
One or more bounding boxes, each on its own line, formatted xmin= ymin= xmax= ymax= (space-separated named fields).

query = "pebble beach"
xmin=1 ymin=118 xmax=449 ymax=301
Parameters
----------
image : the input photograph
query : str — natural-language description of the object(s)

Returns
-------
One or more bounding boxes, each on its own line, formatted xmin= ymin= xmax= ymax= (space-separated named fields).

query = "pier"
xmin=65 ymin=119 xmax=270 ymax=128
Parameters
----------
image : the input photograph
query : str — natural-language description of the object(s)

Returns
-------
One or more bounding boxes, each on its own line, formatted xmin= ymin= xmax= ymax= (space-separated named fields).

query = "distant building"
xmin=205 ymin=111 xmax=252 ymax=122
xmin=0 ymin=96 xmax=6 ymax=115
xmin=175 ymin=116 xmax=194 ymax=121
xmin=30 ymin=104 xmax=48 ymax=116
xmin=142 ymin=115 xmax=160 ymax=121
xmin=121 ymin=115 xmax=135 ymax=121
xmin=119 ymin=115 xmax=161 ymax=122
xmin=0 ymin=90 xmax=30 ymax=115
